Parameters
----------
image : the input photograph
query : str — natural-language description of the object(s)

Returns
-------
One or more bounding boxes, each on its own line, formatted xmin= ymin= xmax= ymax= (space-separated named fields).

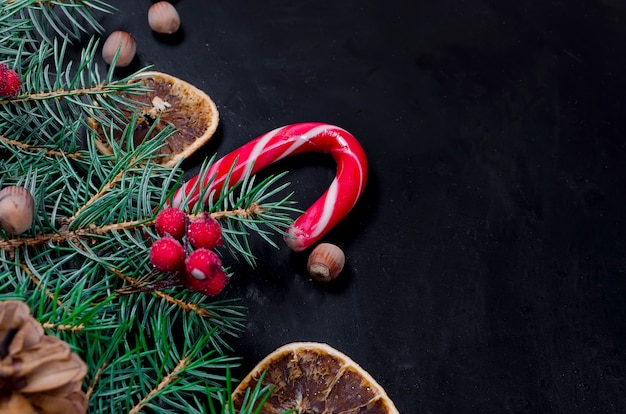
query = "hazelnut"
xmin=307 ymin=243 xmax=345 ymax=282
xmin=148 ymin=2 xmax=181 ymax=34
xmin=0 ymin=185 xmax=35 ymax=235
xmin=102 ymin=30 xmax=136 ymax=67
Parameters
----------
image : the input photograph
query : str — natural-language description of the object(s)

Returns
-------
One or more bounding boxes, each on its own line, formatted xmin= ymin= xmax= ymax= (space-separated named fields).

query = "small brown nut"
xmin=307 ymin=243 xmax=345 ymax=282
xmin=148 ymin=2 xmax=181 ymax=34
xmin=102 ymin=30 xmax=136 ymax=67
xmin=0 ymin=185 xmax=35 ymax=235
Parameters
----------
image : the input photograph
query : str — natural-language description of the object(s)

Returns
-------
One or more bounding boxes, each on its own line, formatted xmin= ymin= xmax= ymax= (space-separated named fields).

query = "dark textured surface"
xmin=106 ymin=1 xmax=626 ymax=412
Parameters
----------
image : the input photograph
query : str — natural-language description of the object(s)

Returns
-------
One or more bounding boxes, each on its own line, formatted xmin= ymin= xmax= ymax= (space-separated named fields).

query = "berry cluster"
xmin=0 ymin=63 xmax=21 ymax=97
xmin=149 ymin=207 xmax=227 ymax=296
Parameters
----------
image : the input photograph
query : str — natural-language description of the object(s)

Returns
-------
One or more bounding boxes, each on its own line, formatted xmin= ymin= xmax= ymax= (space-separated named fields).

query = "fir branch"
xmin=0 ymin=133 xmax=82 ymax=157
xmin=22 ymin=264 xmax=65 ymax=307
xmin=211 ymin=370 xmax=275 ymax=414
xmin=108 ymin=265 xmax=221 ymax=319
xmin=128 ymin=356 xmax=191 ymax=414
xmin=1 ymin=0 xmax=115 ymax=46
xmin=0 ymin=221 xmax=142 ymax=252
xmin=0 ymin=4 xmax=301 ymax=408
xmin=2 ymin=127 xmax=293 ymax=410
xmin=0 ymin=11 xmax=38 ymax=64
xmin=41 ymin=321 xmax=86 ymax=331
xmin=85 ymin=360 xmax=108 ymax=401
xmin=3 ymin=83 xmax=119 ymax=104
xmin=218 ymin=172 xmax=299 ymax=266
xmin=148 ymin=289 xmax=218 ymax=319
xmin=1 ymin=36 xmax=151 ymax=145
xmin=0 ymin=203 xmax=267 ymax=254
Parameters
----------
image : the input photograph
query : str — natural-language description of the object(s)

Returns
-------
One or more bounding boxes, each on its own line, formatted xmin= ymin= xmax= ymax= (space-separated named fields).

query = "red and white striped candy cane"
xmin=168 ymin=122 xmax=368 ymax=252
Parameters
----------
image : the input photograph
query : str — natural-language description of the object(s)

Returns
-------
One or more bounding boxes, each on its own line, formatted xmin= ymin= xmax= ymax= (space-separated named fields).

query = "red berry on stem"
xmin=180 ymin=265 xmax=229 ymax=297
xmin=180 ymin=248 xmax=228 ymax=296
xmin=149 ymin=237 xmax=186 ymax=273
xmin=155 ymin=207 xmax=188 ymax=240
xmin=183 ymin=248 xmax=222 ymax=280
xmin=0 ymin=64 xmax=21 ymax=97
xmin=188 ymin=215 xmax=223 ymax=250
xmin=202 ymin=268 xmax=229 ymax=296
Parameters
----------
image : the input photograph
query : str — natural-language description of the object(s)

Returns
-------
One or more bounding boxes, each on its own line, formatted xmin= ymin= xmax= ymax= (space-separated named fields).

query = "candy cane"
xmin=168 ymin=122 xmax=368 ymax=252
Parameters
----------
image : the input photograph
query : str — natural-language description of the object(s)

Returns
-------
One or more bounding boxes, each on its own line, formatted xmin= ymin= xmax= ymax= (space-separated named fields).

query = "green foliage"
xmin=209 ymin=371 xmax=276 ymax=414
xmin=1 ymin=35 xmax=151 ymax=145
xmin=2 ymin=0 xmax=115 ymax=47
xmin=0 ymin=1 xmax=296 ymax=412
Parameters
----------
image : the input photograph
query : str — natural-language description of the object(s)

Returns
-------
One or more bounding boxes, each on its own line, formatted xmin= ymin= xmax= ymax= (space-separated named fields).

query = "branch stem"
xmin=128 ymin=356 xmax=191 ymax=414
xmin=86 ymin=361 xmax=109 ymax=401
xmin=0 ymin=84 xmax=104 ymax=106
xmin=110 ymin=266 xmax=215 ymax=318
xmin=0 ymin=134 xmax=82 ymax=158
xmin=41 ymin=321 xmax=85 ymax=331
xmin=0 ymin=218 xmax=151 ymax=251
xmin=23 ymin=265 xmax=64 ymax=307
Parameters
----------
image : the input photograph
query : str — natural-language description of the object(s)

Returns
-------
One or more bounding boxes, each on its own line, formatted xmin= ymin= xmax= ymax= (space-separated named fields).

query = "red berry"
xmin=179 ymin=248 xmax=227 ymax=296
xmin=202 ymin=268 xmax=229 ymax=296
xmin=180 ymin=267 xmax=229 ymax=297
xmin=155 ymin=207 xmax=188 ymax=240
xmin=183 ymin=248 xmax=222 ymax=280
xmin=187 ymin=215 xmax=223 ymax=250
xmin=149 ymin=237 xmax=186 ymax=272
xmin=0 ymin=64 xmax=21 ymax=97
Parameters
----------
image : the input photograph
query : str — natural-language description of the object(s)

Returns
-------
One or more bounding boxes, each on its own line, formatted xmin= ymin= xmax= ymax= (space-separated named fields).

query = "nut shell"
xmin=307 ymin=243 xmax=345 ymax=282
xmin=148 ymin=2 xmax=181 ymax=34
xmin=0 ymin=185 xmax=35 ymax=235
xmin=102 ymin=30 xmax=136 ymax=67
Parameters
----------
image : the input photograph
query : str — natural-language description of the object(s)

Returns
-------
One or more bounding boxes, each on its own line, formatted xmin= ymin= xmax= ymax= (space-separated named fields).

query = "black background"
xmin=104 ymin=1 xmax=626 ymax=412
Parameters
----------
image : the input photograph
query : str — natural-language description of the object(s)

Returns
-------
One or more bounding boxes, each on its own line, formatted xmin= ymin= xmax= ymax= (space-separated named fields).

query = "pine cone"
xmin=0 ymin=300 xmax=88 ymax=414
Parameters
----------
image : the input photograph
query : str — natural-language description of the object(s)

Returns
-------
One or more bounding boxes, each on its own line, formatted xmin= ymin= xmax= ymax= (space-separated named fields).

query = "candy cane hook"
xmin=168 ymin=122 xmax=368 ymax=252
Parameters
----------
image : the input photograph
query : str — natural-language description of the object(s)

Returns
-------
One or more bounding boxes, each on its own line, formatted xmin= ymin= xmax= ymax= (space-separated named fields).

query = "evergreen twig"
xmin=1 ymin=36 xmax=151 ymax=145
xmin=2 ymin=0 xmax=115 ymax=46
xmin=0 ymin=1 xmax=297 ymax=411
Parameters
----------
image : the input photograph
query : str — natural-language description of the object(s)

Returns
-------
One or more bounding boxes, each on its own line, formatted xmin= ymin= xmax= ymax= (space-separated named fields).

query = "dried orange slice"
xmin=89 ymin=71 xmax=219 ymax=167
xmin=231 ymin=342 xmax=400 ymax=413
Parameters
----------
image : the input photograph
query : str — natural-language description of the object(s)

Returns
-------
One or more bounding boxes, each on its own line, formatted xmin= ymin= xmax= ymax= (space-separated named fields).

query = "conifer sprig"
xmin=210 ymin=371 xmax=276 ymax=414
xmin=1 ymin=36 xmax=151 ymax=145
xmin=1 ymin=117 xmax=294 ymax=411
xmin=1 ymin=0 xmax=294 ymax=411
xmin=2 ymin=0 xmax=115 ymax=46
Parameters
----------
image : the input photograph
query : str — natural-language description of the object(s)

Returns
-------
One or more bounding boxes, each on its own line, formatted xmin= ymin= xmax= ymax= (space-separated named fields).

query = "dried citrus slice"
xmin=231 ymin=342 xmax=400 ymax=413
xmin=89 ymin=71 xmax=219 ymax=167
